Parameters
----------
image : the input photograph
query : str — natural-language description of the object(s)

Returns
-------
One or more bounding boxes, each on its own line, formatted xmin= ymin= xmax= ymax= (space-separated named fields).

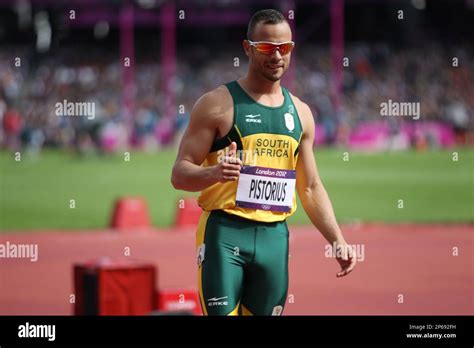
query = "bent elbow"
xmin=171 ymin=176 xmax=180 ymax=190
xmin=171 ymin=167 xmax=183 ymax=190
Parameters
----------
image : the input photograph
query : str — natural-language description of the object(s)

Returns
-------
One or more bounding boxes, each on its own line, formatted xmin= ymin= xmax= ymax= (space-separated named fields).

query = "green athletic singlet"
xmin=196 ymin=80 xmax=303 ymax=315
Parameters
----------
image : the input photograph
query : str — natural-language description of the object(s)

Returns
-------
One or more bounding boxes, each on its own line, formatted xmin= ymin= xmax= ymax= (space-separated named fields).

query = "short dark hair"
xmin=247 ymin=9 xmax=288 ymax=40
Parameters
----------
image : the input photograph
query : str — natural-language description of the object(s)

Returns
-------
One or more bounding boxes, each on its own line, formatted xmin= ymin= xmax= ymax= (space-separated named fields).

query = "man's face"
xmin=244 ymin=21 xmax=293 ymax=82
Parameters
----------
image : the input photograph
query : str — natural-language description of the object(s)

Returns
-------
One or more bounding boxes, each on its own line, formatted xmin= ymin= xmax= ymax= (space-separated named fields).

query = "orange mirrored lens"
xmin=279 ymin=43 xmax=293 ymax=55
xmin=255 ymin=43 xmax=277 ymax=53
xmin=254 ymin=42 xmax=294 ymax=55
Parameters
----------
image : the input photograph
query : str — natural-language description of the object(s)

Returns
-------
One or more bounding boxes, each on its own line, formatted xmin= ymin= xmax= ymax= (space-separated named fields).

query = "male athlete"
xmin=171 ymin=9 xmax=356 ymax=316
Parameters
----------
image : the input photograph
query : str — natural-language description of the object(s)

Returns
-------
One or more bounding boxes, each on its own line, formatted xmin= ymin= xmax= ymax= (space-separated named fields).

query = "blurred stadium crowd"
xmin=1 ymin=43 xmax=472 ymax=153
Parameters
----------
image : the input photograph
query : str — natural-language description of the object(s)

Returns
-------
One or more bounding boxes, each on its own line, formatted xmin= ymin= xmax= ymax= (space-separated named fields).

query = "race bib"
xmin=235 ymin=166 xmax=296 ymax=212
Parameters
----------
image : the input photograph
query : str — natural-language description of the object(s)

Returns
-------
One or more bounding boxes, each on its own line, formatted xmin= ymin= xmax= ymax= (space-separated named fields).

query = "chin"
xmin=263 ymin=72 xmax=284 ymax=82
xmin=265 ymin=76 xmax=281 ymax=82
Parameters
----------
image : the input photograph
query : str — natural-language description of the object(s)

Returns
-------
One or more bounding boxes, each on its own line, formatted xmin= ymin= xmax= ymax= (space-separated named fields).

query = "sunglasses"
xmin=247 ymin=40 xmax=295 ymax=56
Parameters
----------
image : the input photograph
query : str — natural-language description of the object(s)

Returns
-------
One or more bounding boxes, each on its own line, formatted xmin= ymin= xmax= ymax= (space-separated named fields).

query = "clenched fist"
xmin=214 ymin=142 xmax=243 ymax=183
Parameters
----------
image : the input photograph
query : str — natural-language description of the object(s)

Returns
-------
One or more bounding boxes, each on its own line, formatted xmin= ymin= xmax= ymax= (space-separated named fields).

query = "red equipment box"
xmin=110 ymin=197 xmax=151 ymax=230
xmin=174 ymin=197 xmax=202 ymax=228
xmin=74 ymin=258 xmax=156 ymax=315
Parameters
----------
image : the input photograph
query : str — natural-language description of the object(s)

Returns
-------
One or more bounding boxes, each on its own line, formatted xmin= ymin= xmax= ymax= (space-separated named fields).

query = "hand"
xmin=214 ymin=142 xmax=243 ymax=183
xmin=334 ymin=242 xmax=357 ymax=278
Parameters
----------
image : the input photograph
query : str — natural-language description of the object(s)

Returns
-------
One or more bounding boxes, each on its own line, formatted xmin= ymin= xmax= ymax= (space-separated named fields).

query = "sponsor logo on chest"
xmin=245 ymin=114 xmax=262 ymax=123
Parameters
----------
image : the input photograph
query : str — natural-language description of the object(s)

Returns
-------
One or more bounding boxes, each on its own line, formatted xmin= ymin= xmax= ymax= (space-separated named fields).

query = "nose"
xmin=271 ymin=48 xmax=282 ymax=60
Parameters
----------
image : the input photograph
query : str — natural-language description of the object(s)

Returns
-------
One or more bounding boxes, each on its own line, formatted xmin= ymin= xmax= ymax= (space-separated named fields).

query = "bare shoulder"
xmin=288 ymin=92 xmax=314 ymax=130
xmin=192 ymin=84 xmax=233 ymax=124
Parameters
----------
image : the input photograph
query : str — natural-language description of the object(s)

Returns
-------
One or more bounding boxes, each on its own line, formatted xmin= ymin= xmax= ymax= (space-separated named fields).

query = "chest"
xmin=234 ymin=103 xmax=301 ymax=142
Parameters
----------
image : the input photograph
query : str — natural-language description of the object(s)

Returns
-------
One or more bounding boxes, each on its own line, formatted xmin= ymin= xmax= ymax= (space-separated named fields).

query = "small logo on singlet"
xmin=272 ymin=305 xmax=283 ymax=316
xmin=284 ymin=113 xmax=294 ymax=132
xmin=207 ymin=296 xmax=229 ymax=306
xmin=245 ymin=114 xmax=262 ymax=123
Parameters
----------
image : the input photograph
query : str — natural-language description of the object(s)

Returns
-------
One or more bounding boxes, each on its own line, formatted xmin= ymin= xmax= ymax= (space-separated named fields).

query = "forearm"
xmin=171 ymin=160 xmax=218 ymax=192
xmin=299 ymin=182 xmax=346 ymax=244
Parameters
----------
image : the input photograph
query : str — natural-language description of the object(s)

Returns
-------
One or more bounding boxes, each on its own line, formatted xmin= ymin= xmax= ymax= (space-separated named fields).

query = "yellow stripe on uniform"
xmin=196 ymin=210 xmax=210 ymax=316
xmin=227 ymin=301 xmax=240 ymax=316
xmin=241 ymin=304 xmax=254 ymax=316
xmin=234 ymin=124 xmax=243 ymax=139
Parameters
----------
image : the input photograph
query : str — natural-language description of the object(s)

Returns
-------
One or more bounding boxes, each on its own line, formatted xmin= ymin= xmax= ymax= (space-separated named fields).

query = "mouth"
xmin=266 ymin=63 xmax=283 ymax=70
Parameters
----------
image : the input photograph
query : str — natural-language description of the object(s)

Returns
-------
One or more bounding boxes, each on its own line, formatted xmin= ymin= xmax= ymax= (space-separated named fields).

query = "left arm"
xmin=294 ymin=99 xmax=356 ymax=277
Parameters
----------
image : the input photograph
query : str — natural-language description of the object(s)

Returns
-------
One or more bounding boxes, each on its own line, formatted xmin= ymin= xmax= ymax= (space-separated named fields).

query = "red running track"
xmin=0 ymin=224 xmax=472 ymax=315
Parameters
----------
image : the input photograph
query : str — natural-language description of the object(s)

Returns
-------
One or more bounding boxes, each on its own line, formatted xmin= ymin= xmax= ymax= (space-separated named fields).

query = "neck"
xmin=240 ymin=70 xmax=281 ymax=95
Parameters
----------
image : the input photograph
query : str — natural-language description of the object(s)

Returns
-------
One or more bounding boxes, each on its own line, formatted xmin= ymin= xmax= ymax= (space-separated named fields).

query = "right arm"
xmin=171 ymin=88 xmax=242 ymax=192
